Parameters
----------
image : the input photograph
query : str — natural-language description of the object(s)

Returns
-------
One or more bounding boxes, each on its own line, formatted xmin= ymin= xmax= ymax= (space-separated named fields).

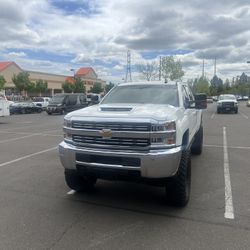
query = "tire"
xmin=217 ymin=108 xmax=220 ymax=114
xmin=191 ymin=126 xmax=203 ymax=155
xmin=21 ymin=109 xmax=26 ymax=114
xmin=37 ymin=109 xmax=42 ymax=113
xmin=64 ymin=170 xmax=96 ymax=191
xmin=165 ymin=150 xmax=191 ymax=207
xmin=235 ymin=109 xmax=238 ymax=114
xmin=47 ymin=112 xmax=52 ymax=115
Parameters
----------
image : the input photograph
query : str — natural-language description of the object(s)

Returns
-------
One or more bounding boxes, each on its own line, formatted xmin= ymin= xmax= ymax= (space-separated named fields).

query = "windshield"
xmin=33 ymin=97 xmax=44 ymax=102
xmin=101 ymin=84 xmax=179 ymax=106
xmin=50 ymin=95 xmax=66 ymax=103
xmin=219 ymin=95 xmax=236 ymax=100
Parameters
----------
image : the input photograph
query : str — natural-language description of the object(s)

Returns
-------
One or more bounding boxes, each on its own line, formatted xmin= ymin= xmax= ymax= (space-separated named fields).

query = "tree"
xmin=74 ymin=77 xmax=85 ymax=93
xmin=62 ymin=81 xmax=75 ymax=93
xmin=35 ymin=79 xmax=48 ymax=96
xmin=90 ymin=82 xmax=103 ymax=94
xmin=192 ymin=77 xmax=210 ymax=95
xmin=161 ymin=56 xmax=184 ymax=82
xmin=137 ymin=61 xmax=158 ymax=81
xmin=12 ymin=72 xmax=31 ymax=96
xmin=210 ymin=75 xmax=223 ymax=95
xmin=239 ymin=72 xmax=248 ymax=85
xmin=105 ymin=82 xmax=115 ymax=93
xmin=0 ymin=75 xmax=6 ymax=90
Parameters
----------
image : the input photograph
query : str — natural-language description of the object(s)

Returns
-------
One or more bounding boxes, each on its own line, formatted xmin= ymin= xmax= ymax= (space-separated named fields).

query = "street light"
xmin=70 ymin=69 xmax=75 ymax=79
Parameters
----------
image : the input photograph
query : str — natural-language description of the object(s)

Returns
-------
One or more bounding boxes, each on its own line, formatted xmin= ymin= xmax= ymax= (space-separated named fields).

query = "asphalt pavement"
xmin=0 ymin=102 xmax=250 ymax=250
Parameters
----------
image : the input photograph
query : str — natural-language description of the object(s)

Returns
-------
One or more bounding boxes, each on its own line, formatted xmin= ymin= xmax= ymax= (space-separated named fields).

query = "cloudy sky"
xmin=1 ymin=0 xmax=250 ymax=82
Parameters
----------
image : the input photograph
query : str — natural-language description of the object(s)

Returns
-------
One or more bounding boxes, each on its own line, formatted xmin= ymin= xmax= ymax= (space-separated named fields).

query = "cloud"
xmin=0 ymin=0 xmax=250 ymax=82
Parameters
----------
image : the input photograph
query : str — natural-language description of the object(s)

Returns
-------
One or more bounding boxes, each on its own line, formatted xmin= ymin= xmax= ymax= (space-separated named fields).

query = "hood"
xmin=65 ymin=104 xmax=180 ymax=122
xmin=217 ymin=99 xmax=237 ymax=104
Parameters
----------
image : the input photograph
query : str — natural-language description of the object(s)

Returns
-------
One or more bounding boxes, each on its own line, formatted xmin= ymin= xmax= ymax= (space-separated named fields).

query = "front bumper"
xmin=47 ymin=106 xmax=62 ymax=113
xmin=58 ymin=141 xmax=182 ymax=178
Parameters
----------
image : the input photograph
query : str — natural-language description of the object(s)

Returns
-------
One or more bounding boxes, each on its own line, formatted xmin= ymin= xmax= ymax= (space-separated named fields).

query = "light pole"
xmin=70 ymin=69 xmax=75 ymax=79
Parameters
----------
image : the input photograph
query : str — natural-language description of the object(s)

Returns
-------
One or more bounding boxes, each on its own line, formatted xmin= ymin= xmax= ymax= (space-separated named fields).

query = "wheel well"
xmin=182 ymin=130 xmax=189 ymax=150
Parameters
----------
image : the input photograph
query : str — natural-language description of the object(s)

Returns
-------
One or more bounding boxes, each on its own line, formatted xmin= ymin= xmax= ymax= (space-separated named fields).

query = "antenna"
xmin=125 ymin=50 xmax=132 ymax=82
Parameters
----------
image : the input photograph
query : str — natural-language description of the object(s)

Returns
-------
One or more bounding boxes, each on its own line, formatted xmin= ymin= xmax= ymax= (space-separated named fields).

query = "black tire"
xmin=47 ymin=112 xmax=52 ymax=115
xmin=37 ymin=109 xmax=42 ymax=113
xmin=235 ymin=109 xmax=238 ymax=114
xmin=191 ymin=126 xmax=203 ymax=155
xmin=21 ymin=108 xmax=26 ymax=114
xmin=165 ymin=150 xmax=191 ymax=207
xmin=217 ymin=108 xmax=220 ymax=114
xmin=64 ymin=170 xmax=96 ymax=191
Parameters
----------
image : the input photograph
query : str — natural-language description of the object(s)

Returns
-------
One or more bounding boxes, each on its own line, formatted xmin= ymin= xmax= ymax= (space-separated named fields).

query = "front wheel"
xmin=64 ymin=170 xmax=96 ymax=191
xmin=165 ymin=150 xmax=191 ymax=207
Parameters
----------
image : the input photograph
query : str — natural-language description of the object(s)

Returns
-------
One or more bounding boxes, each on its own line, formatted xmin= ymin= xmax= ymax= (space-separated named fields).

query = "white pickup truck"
xmin=59 ymin=81 xmax=207 ymax=206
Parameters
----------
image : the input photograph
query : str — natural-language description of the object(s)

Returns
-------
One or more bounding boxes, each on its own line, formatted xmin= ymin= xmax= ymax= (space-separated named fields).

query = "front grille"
xmin=72 ymin=135 xmax=150 ymax=147
xmin=222 ymin=102 xmax=234 ymax=107
xmin=72 ymin=121 xmax=150 ymax=131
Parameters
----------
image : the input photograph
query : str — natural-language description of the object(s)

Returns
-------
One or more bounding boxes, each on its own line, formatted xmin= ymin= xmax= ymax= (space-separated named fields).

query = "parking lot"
xmin=0 ymin=102 xmax=250 ymax=249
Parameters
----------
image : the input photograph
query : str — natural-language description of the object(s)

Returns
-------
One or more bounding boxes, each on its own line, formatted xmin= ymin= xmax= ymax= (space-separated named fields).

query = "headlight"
xmin=151 ymin=121 xmax=176 ymax=146
xmin=63 ymin=118 xmax=71 ymax=127
xmin=151 ymin=121 xmax=176 ymax=131
xmin=234 ymin=102 xmax=238 ymax=106
xmin=57 ymin=103 xmax=62 ymax=107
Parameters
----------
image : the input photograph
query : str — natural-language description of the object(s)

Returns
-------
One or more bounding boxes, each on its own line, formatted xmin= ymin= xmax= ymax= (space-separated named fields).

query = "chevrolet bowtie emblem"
xmin=99 ymin=129 xmax=112 ymax=139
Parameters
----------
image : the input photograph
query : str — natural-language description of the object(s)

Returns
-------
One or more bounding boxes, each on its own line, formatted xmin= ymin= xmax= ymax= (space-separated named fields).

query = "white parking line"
xmin=204 ymin=144 xmax=250 ymax=150
xmin=211 ymin=113 xmax=216 ymax=119
xmin=0 ymin=146 xmax=57 ymax=167
xmin=67 ymin=190 xmax=76 ymax=195
xmin=239 ymin=111 xmax=249 ymax=119
xmin=223 ymin=127 xmax=234 ymax=219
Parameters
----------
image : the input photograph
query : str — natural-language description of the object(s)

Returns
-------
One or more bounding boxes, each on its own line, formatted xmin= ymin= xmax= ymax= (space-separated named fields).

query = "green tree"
xmin=0 ymin=75 xmax=6 ymax=90
xmin=137 ymin=61 xmax=158 ymax=81
xmin=161 ymin=56 xmax=184 ymax=82
xmin=62 ymin=81 xmax=75 ymax=93
xmin=12 ymin=72 xmax=31 ymax=96
xmin=74 ymin=77 xmax=85 ymax=93
xmin=90 ymin=82 xmax=103 ymax=94
xmin=105 ymin=82 xmax=114 ymax=93
xmin=210 ymin=75 xmax=223 ymax=95
xmin=192 ymin=77 xmax=210 ymax=95
xmin=35 ymin=79 xmax=48 ymax=96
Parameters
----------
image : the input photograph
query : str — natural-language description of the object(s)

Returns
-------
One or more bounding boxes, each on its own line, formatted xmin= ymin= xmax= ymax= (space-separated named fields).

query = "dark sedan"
xmin=10 ymin=102 xmax=43 ymax=114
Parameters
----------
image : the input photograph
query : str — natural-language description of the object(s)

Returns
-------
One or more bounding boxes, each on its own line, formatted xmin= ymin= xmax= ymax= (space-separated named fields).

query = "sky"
xmin=1 ymin=0 xmax=250 ymax=83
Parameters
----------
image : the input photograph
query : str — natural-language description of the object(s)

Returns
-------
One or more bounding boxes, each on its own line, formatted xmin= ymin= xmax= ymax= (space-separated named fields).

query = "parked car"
xmin=217 ymin=94 xmax=238 ymax=114
xmin=46 ymin=93 xmax=88 ymax=115
xmin=10 ymin=102 xmax=43 ymax=114
xmin=246 ymin=100 xmax=250 ymax=107
xmin=32 ymin=97 xmax=51 ymax=110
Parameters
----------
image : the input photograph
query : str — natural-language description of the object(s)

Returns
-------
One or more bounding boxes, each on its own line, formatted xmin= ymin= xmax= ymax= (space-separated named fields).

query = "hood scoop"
xmin=100 ymin=107 xmax=133 ymax=112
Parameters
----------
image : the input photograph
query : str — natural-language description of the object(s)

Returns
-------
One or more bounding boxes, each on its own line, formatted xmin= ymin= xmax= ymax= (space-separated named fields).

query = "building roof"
xmin=65 ymin=76 xmax=75 ymax=84
xmin=0 ymin=61 xmax=16 ymax=72
xmin=76 ymin=67 xmax=95 ymax=76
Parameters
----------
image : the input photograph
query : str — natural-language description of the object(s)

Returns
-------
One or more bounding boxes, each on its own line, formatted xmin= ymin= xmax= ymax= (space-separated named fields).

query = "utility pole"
xmin=125 ymin=50 xmax=132 ymax=82
xmin=159 ymin=56 xmax=162 ymax=80
xmin=214 ymin=57 xmax=217 ymax=76
xmin=202 ymin=58 xmax=205 ymax=79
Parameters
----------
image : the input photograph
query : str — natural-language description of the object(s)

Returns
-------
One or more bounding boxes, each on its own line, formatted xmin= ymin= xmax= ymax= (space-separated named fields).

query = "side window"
xmin=67 ymin=95 xmax=77 ymax=105
xmin=182 ymin=86 xmax=189 ymax=108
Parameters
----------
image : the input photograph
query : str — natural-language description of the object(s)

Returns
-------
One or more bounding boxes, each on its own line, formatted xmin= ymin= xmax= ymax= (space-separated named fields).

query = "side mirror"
xmin=194 ymin=93 xmax=207 ymax=109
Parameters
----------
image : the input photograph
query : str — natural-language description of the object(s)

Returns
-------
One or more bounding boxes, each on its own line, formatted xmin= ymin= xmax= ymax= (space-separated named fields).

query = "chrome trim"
xmin=76 ymin=161 xmax=140 ymax=170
